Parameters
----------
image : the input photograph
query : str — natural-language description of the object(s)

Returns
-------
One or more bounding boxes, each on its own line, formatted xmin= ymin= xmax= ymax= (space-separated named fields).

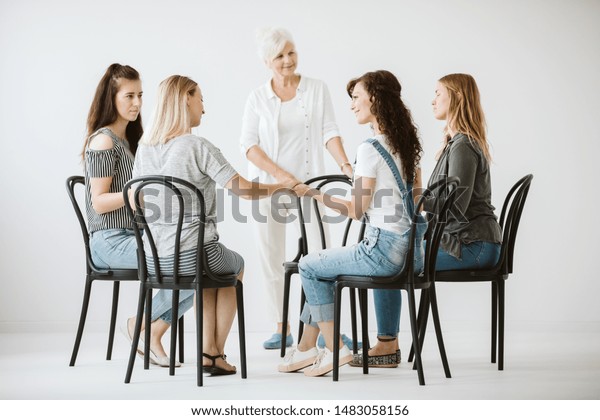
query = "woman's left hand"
xmin=342 ymin=165 xmax=354 ymax=179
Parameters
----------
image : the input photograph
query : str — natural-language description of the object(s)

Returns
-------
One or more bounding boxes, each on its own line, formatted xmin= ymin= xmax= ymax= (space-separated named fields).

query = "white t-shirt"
xmin=277 ymin=96 xmax=308 ymax=179
xmin=354 ymin=134 xmax=412 ymax=234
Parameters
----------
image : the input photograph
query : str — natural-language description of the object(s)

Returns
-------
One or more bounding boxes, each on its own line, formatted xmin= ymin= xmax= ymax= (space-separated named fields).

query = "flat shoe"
xmin=122 ymin=319 xmax=181 ymax=368
xmin=263 ymin=333 xmax=293 ymax=349
xmin=304 ymin=345 xmax=353 ymax=377
xmin=202 ymin=353 xmax=236 ymax=376
xmin=317 ymin=333 xmax=362 ymax=350
xmin=349 ymin=349 xmax=401 ymax=368
xmin=278 ymin=346 xmax=319 ymax=372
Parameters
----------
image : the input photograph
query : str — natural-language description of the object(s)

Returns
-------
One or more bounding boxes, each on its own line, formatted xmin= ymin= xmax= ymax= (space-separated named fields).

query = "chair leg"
xmin=106 ymin=281 xmax=120 ymax=361
xmin=143 ymin=289 xmax=152 ymax=370
xmin=125 ymin=284 xmax=147 ymax=383
xmin=333 ymin=282 xmax=343 ymax=382
xmin=358 ymin=289 xmax=370 ymax=352
xmin=298 ymin=289 xmax=306 ymax=342
xmin=491 ymin=281 xmax=498 ymax=364
xmin=407 ymin=287 xmax=425 ymax=385
xmin=498 ymin=279 xmax=505 ymax=371
xmin=359 ymin=289 xmax=369 ymax=375
xmin=429 ymin=285 xmax=451 ymax=378
xmin=236 ymin=281 xmax=247 ymax=379
xmin=281 ymin=269 xmax=292 ymax=358
xmin=415 ymin=290 xmax=431 ymax=369
xmin=69 ymin=277 xmax=93 ymax=366
xmin=178 ymin=317 xmax=185 ymax=363
xmin=349 ymin=288 xmax=358 ymax=353
xmin=170 ymin=290 xmax=180 ymax=376
xmin=408 ymin=289 xmax=430 ymax=364
xmin=196 ymin=287 xmax=203 ymax=387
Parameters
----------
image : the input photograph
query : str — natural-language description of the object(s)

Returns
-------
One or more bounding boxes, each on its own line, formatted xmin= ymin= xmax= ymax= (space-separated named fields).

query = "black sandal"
xmin=202 ymin=353 xmax=236 ymax=376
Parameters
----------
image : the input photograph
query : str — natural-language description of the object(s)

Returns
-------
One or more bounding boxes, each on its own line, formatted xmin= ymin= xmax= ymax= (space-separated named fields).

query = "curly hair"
xmin=81 ymin=63 xmax=143 ymax=159
xmin=347 ymin=70 xmax=422 ymax=182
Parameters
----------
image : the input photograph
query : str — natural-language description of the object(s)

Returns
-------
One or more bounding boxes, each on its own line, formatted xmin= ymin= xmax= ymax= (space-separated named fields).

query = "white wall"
xmin=1 ymin=0 xmax=598 ymax=334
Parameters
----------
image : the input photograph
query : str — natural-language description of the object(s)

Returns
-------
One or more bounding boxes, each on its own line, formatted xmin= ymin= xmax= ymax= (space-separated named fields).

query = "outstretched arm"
xmin=326 ymin=137 xmax=353 ymax=179
xmin=225 ymin=174 xmax=299 ymax=200
xmin=294 ymin=176 xmax=375 ymax=220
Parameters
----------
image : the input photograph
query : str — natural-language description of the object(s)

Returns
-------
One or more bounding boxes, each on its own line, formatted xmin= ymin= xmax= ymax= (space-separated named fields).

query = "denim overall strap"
xmin=365 ymin=138 xmax=415 ymax=216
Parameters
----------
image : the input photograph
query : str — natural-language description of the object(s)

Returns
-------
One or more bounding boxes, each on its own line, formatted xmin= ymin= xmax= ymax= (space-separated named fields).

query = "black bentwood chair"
xmin=123 ymin=175 xmax=246 ymax=386
xmin=409 ymin=174 xmax=534 ymax=371
xmin=66 ymin=175 xmax=141 ymax=366
xmin=280 ymin=174 xmax=366 ymax=357
xmin=330 ymin=177 xmax=460 ymax=385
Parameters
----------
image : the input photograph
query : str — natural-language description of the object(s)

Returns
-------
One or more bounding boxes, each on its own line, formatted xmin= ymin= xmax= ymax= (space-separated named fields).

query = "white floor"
xmin=1 ymin=327 xmax=598 ymax=404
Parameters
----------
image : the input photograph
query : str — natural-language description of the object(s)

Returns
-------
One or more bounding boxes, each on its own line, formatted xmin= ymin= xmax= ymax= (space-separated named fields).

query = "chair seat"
xmin=90 ymin=269 xmax=138 ymax=280
xmin=145 ymin=273 xmax=238 ymax=289
xmin=435 ymin=270 xmax=508 ymax=282
xmin=283 ymin=261 xmax=299 ymax=270
xmin=336 ymin=273 xmax=431 ymax=287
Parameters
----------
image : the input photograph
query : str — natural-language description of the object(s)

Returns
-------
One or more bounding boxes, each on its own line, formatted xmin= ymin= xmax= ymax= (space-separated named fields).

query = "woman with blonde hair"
xmin=132 ymin=75 xmax=297 ymax=375
xmin=428 ymin=73 xmax=501 ymax=270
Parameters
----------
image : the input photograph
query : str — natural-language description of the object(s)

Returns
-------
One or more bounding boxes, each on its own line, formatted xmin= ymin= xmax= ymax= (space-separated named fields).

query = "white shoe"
xmin=304 ymin=345 xmax=352 ymax=377
xmin=122 ymin=319 xmax=181 ymax=368
xmin=278 ymin=347 xmax=319 ymax=372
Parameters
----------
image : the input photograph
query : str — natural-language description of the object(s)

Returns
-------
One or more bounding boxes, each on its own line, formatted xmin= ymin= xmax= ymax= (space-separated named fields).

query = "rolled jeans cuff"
xmin=300 ymin=302 xmax=335 ymax=327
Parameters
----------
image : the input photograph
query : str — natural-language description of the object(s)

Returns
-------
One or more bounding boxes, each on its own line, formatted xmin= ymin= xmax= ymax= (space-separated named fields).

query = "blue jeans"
xmin=89 ymin=228 xmax=193 ymax=323
xmin=374 ymin=240 xmax=501 ymax=336
xmin=435 ymin=241 xmax=501 ymax=270
xmin=298 ymin=226 xmax=423 ymax=330
xmin=90 ymin=228 xmax=138 ymax=270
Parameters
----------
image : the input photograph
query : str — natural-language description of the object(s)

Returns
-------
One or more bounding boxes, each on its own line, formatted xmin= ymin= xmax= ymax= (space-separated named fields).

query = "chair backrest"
xmin=495 ymin=174 xmax=534 ymax=274
xmin=123 ymin=175 xmax=227 ymax=286
xmin=419 ymin=177 xmax=461 ymax=281
xmin=296 ymin=175 xmax=366 ymax=257
xmin=65 ymin=175 xmax=102 ymax=274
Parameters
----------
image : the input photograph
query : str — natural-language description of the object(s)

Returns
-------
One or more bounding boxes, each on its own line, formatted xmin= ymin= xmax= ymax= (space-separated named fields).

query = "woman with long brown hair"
xmin=83 ymin=64 xmax=194 ymax=368
xmin=277 ymin=70 xmax=424 ymax=376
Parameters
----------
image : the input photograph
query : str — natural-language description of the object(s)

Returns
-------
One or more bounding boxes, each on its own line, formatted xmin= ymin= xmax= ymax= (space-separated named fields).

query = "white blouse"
xmin=239 ymin=75 xmax=341 ymax=183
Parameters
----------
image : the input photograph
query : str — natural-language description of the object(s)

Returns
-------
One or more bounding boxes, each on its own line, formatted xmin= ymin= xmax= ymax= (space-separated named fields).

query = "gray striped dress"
xmin=132 ymin=134 xmax=244 ymax=277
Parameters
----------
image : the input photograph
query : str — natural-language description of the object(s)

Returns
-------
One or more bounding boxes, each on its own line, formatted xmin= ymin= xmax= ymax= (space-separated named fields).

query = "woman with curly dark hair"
xmin=276 ymin=70 xmax=423 ymax=376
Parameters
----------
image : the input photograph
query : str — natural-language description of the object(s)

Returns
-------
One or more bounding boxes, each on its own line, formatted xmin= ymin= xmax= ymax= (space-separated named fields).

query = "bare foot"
xmin=127 ymin=317 xmax=168 ymax=359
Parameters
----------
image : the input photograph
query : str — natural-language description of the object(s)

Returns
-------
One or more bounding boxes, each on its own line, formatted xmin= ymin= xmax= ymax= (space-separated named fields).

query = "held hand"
xmin=282 ymin=176 xmax=302 ymax=190
xmin=342 ymin=165 xmax=354 ymax=180
xmin=274 ymin=168 xmax=296 ymax=185
xmin=293 ymin=183 xmax=316 ymax=197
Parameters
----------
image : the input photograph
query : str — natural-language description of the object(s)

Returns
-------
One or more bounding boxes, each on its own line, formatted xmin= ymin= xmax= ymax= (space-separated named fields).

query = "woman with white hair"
xmin=240 ymin=27 xmax=354 ymax=350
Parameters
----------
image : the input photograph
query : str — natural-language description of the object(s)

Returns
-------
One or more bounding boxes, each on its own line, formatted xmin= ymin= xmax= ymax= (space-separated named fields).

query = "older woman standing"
xmin=240 ymin=27 xmax=353 ymax=349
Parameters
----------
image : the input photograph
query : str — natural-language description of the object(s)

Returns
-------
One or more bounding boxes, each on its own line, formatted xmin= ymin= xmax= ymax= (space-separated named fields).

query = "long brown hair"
xmin=347 ymin=70 xmax=422 ymax=182
xmin=438 ymin=73 xmax=491 ymax=162
xmin=81 ymin=63 xmax=143 ymax=159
